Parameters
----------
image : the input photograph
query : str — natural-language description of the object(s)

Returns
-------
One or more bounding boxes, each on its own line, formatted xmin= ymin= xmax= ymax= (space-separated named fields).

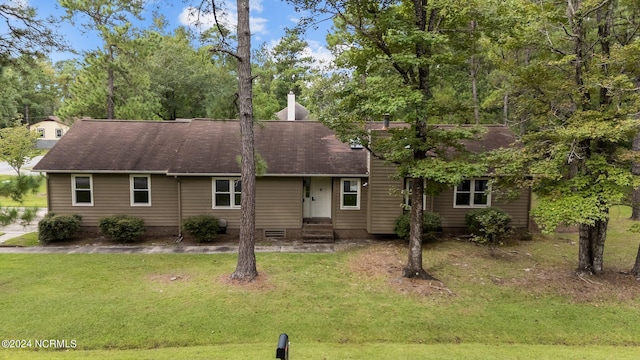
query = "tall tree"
xmin=59 ymin=0 xmax=144 ymax=119
xmin=291 ymin=0 xmax=488 ymax=279
xmin=491 ymin=0 xmax=640 ymax=275
xmin=270 ymin=28 xmax=315 ymax=109
xmin=192 ymin=0 xmax=258 ymax=280
xmin=0 ymin=56 xmax=60 ymax=126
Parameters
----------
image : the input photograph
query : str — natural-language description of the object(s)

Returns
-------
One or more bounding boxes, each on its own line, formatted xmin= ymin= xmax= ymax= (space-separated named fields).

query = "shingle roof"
xmin=368 ymin=123 xmax=516 ymax=153
xmin=33 ymin=120 xmax=516 ymax=176
xmin=33 ymin=119 xmax=369 ymax=176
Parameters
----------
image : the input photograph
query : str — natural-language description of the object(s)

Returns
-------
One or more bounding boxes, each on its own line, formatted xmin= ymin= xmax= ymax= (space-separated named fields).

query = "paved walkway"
xmin=0 ymin=243 xmax=335 ymax=254
xmin=0 ymin=208 xmax=45 ymax=244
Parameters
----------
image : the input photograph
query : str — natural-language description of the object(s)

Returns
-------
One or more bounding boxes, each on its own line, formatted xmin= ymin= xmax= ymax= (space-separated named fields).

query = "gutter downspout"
xmin=176 ymin=177 xmax=183 ymax=242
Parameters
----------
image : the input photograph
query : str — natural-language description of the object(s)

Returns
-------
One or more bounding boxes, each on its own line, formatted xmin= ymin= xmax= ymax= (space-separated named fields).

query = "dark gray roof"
xmin=33 ymin=119 xmax=369 ymax=176
xmin=34 ymin=120 xmax=516 ymax=176
xmin=368 ymin=122 xmax=516 ymax=153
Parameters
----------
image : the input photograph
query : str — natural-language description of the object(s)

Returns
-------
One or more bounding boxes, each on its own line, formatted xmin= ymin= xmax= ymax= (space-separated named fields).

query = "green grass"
xmin=0 ymin=175 xmax=47 ymax=208
xmin=1 ymin=232 xmax=38 ymax=247
xmin=0 ymin=207 xmax=639 ymax=359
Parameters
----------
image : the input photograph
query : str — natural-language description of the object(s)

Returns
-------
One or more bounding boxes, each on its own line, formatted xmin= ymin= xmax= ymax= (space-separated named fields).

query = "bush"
xmin=38 ymin=213 xmax=82 ymax=244
xmin=394 ymin=212 xmax=441 ymax=241
xmin=98 ymin=214 xmax=146 ymax=243
xmin=183 ymin=215 xmax=220 ymax=243
xmin=465 ymin=207 xmax=512 ymax=248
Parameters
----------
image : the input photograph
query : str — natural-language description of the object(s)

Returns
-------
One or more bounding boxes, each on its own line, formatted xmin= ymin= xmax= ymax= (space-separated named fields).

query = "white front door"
xmin=303 ymin=177 xmax=332 ymax=218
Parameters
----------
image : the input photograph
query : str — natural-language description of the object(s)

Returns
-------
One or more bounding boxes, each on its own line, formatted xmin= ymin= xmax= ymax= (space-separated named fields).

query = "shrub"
xmin=183 ymin=215 xmax=220 ymax=243
xmin=394 ymin=212 xmax=442 ymax=241
xmin=98 ymin=214 xmax=146 ymax=243
xmin=38 ymin=213 xmax=82 ymax=244
xmin=465 ymin=207 xmax=512 ymax=248
xmin=0 ymin=207 xmax=19 ymax=226
xmin=20 ymin=207 xmax=38 ymax=225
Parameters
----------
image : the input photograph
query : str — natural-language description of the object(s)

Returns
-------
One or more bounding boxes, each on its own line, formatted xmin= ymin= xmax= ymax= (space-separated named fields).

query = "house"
xmin=32 ymin=119 xmax=531 ymax=241
xmin=29 ymin=116 xmax=71 ymax=149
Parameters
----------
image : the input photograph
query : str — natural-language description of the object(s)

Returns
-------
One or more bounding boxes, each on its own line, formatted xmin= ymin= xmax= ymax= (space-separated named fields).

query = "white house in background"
xmin=29 ymin=116 xmax=71 ymax=149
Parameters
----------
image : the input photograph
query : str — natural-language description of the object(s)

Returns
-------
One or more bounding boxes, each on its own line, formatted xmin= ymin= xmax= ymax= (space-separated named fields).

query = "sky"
xmin=25 ymin=0 xmax=334 ymax=66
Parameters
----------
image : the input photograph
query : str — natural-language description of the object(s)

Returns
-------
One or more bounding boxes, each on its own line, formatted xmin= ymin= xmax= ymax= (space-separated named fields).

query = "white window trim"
xmin=72 ymin=174 xmax=94 ymax=206
xmin=453 ymin=178 xmax=491 ymax=208
xmin=55 ymin=128 xmax=63 ymax=138
xmin=130 ymin=175 xmax=151 ymax=206
xmin=37 ymin=128 xmax=45 ymax=138
xmin=213 ymin=178 xmax=241 ymax=209
xmin=340 ymin=178 xmax=361 ymax=210
xmin=403 ymin=178 xmax=427 ymax=209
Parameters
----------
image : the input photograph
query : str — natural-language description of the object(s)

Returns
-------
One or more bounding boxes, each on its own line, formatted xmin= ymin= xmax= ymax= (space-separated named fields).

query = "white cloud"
xmin=178 ymin=3 xmax=268 ymax=36
xmin=304 ymin=40 xmax=334 ymax=70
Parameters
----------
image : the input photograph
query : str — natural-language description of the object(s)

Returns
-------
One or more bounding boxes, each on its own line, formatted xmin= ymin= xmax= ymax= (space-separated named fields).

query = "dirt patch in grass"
xmin=349 ymin=240 xmax=639 ymax=303
xmin=349 ymin=241 xmax=454 ymax=297
xmin=509 ymin=266 xmax=640 ymax=304
xmin=217 ymin=270 xmax=275 ymax=292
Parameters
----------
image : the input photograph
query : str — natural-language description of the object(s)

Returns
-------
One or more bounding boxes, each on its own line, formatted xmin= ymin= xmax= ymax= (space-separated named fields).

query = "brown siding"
xmin=255 ymin=178 xmax=302 ymax=229
xmin=433 ymin=187 xmax=531 ymax=229
xmin=180 ymin=176 xmax=302 ymax=230
xmin=180 ymin=177 xmax=239 ymax=227
xmin=47 ymin=173 xmax=179 ymax=227
xmin=367 ymin=153 xmax=404 ymax=234
xmin=332 ymin=177 xmax=368 ymax=230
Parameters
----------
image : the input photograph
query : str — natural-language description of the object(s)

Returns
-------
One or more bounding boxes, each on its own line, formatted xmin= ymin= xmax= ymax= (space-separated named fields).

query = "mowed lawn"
xmin=1 ymin=207 xmax=639 ymax=359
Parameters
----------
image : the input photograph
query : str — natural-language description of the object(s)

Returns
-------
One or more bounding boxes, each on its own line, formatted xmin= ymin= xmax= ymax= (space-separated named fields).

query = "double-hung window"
xmin=403 ymin=179 xmax=427 ymax=209
xmin=37 ymin=128 xmax=45 ymax=138
xmin=454 ymin=179 xmax=490 ymax=208
xmin=72 ymin=174 xmax=93 ymax=206
xmin=340 ymin=178 xmax=360 ymax=210
xmin=130 ymin=175 xmax=151 ymax=206
xmin=55 ymin=128 xmax=63 ymax=138
xmin=213 ymin=178 xmax=241 ymax=208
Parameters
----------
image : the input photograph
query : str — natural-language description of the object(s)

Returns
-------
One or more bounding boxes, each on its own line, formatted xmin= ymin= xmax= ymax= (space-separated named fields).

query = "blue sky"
xmin=25 ymin=0 xmax=333 ymax=65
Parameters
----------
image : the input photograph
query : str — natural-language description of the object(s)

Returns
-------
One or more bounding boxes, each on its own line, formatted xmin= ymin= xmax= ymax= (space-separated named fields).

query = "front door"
xmin=303 ymin=177 xmax=332 ymax=219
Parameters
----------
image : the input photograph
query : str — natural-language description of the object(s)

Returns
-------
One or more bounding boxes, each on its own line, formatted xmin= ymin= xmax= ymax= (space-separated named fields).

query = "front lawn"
xmin=0 ymin=175 xmax=47 ymax=208
xmin=0 ymin=207 xmax=638 ymax=359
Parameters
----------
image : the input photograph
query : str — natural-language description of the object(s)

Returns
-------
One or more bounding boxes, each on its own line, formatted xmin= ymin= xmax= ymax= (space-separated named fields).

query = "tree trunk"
xmin=631 ymin=244 xmax=640 ymax=277
xmin=107 ymin=46 xmax=115 ymax=119
xmin=470 ymin=20 xmax=479 ymax=125
xmin=631 ymin=132 xmax=640 ymax=220
xmin=401 ymin=1 xmax=437 ymax=280
xmin=231 ymin=0 xmax=257 ymax=281
xmin=402 ymin=176 xmax=436 ymax=280
xmin=577 ymin=217 xmax=608 ymax=275
xmin=503 ymin=92 xmax=509 ymax=126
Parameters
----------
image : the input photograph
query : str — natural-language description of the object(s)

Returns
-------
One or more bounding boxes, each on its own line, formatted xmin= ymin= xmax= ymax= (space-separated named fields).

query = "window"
xmin=454 ymin=179 xmax=490 ymax=208
xmin=130 ymin=175 xmax=151 ymax=206
xmin=403 ymin=179 xmax=426 ymax=208
xmin=72 ymin=175 xmax=93 ymax=206
xmin=340 ymin=178 xmax=360 ymax=210
xmin=37 ymin=128 xmax=45 ymax=138
xmin=213 ymin=178 xmax=241 ymax=208
xmin=55 ymin=128 xmax=63 ymax=138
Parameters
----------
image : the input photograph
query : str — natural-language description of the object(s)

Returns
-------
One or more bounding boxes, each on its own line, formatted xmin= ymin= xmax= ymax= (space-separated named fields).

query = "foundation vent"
xmin=264 ymin=229 xmax=286 ymax=238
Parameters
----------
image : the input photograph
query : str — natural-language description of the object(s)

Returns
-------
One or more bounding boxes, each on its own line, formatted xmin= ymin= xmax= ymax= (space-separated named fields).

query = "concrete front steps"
xmin=302 ymin=220 xmax=334 ymax=243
